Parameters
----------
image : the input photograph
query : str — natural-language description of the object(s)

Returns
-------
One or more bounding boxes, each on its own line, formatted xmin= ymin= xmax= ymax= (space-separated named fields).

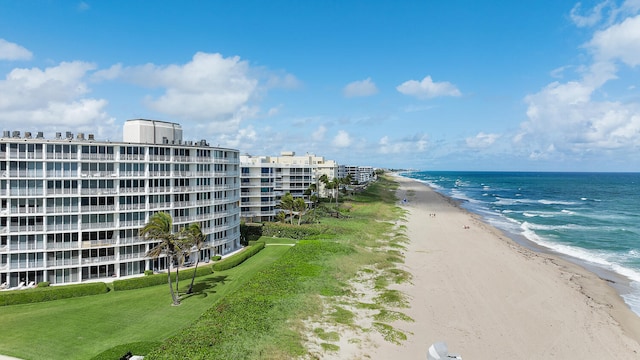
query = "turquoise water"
xmin=402 ymin=171 xmax=640 ymax=315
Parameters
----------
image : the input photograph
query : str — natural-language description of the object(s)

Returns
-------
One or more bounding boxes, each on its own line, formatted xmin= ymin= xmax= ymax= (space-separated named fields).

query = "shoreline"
xmin=370 ymin=175 xmax=640 ymax=358
xmin=405 ymin=173 xmax=640 ymax=317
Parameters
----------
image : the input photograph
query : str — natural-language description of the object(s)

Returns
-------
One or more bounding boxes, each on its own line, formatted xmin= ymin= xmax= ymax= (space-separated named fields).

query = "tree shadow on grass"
xmin=180 ymin=275 xmax=228 ymax=300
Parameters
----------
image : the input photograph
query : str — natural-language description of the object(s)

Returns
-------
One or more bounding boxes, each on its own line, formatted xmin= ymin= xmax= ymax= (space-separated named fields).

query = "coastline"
xmin=370 ymin=175 xmax=640 ymax=359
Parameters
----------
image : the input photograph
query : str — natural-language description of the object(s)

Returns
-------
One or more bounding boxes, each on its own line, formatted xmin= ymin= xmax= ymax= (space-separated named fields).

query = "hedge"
xmin=212 ymin=242 xmax=265 ymax=271
xmin=0 ymin=282 xmax=109 ymax=306
xmin=112 ymin=264 xmax=214 ymax=291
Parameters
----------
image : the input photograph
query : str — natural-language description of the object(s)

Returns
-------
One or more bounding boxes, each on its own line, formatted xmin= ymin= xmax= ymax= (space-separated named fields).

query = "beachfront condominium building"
xmin=240 ymin=152 xmax=338 ymax=222
xmin=239 ymin=155 xmax=277 ymax=223
xmin=0 ymin=119 xmax=241 ymax=287
xmin=338 ymin=165 xmax=375 ymax=184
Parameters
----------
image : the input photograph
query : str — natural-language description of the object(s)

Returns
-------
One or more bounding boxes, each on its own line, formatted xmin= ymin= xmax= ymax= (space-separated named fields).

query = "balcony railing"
xmin=46 ymin=153 xmax=78 ymax=160
xmin=81 ymin=205 xmax=116 ymax=212
xmin=80 ymin=188 xmax=117 ymax=195
xmin=119 ymin=154 xmax=145 ymax=161
xmin=79 ymin=154 xmax=115 ymax=161
xmin=47 ymin=223 xmax=78 ymax=232
xmin=81 ymin=255 xmax=116 ymax=264
xmin=81 ymin=222 xmax=116 ymax=230
xmin=149 ymin=155 xmax=171 ymax=162
xmin=46 ymin=171 xmax=78 ymax=178
xmin=120 ymin=203 xmax=146 ymax=211
xmin=9 ymin=260 xmax=45 ymax=269
xmin=119 ymin=237 xmax=148 ymax=245
xmin=82 ymin=239 xmax=117 ymax=247
xmin=120 ymin=220 xmax=146 ymax=228
xmin=8 ymin=170 xmax=44 ymax=177
xmin=46 ymin=242 xmax=80 ymax=250
xmin=9 ymin=152 xmax=43 ymax=160
xmin=10 ymin=206 xmax=44 ymax=214
xmin=46 ymin=188 xmax=78 ymax=195
xmin=120 ymin=253 xmax=146 ymax=260
xmin=10 ymin=189 xmax=44 ymax=196
xmin=49 ymin=258 xmax=80 ymax=267
xmin=46 ymin=206 xmax=80 ymax=214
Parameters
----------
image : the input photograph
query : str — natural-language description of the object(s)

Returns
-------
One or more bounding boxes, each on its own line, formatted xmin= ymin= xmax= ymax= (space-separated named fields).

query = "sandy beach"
xmin=366 ymin=175 xmax=640 ymax=359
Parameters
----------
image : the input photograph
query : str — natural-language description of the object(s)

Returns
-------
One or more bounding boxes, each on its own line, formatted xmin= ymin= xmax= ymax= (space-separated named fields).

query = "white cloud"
xmin=332 ymin=130 xmax=352 ymax=148
xmin=0 ymin=39 xmax=33 ymax=61
xmin=515 ymin=8 xmax=640 ymax=159
xmin=396 ymin=75 xmax=461 ymax=99
xmin=94 ymin=52 xmax=295 ymax=134
xmin=343 ymin=77 xmax=378 ymax=98
xmin=216 ymin=125 xmax=258 ymax=149
xmin=267 ymin=105 xmax=282 ymax=117
xmin=570 ymin=1 xmax=611 ymax=27
xmin=466 ymin=132 xmax=500 ymax=149
xmin=378 ymin=133 xmax=428 ymax=154
xmin=312 ymin=125 xmax=326 ymax=141
xmin=588 ymin=14 xmax=640 ymax=66
xmin=0 ymin=61 xmax=115 ymax=137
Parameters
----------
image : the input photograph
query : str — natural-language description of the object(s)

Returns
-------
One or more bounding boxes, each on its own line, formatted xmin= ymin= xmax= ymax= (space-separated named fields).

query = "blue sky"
xmin=1 ymin=0 xmax=640 ymax=171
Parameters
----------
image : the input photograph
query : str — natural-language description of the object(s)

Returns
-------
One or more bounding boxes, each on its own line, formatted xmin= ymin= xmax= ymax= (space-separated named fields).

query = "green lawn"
xmin=0 ymin=245 xmax=291 ymax=360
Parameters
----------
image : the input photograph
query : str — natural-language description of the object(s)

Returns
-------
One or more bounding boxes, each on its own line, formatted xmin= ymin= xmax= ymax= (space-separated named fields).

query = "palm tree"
xmin=341 ymin=174 xmax=353 ymax=198
xmin=319 ymin=174 xmax=330 ymax=200
xmin=140 ymin=212 xmax=181 ymax=306
xmin=330 ymin=178 xmax=340 ymax=205
xmin=293 ymin=197 xmax=307 ymax=225
xmin=279 ymin=192 xmax=295 ymax=224
xmin=181 ymin=222 xmax=206 ymax=294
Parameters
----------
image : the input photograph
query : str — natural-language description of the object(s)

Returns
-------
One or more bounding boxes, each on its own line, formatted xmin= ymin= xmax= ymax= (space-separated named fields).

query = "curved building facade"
xmin=0 ymin=120 xmax=240 ymax=287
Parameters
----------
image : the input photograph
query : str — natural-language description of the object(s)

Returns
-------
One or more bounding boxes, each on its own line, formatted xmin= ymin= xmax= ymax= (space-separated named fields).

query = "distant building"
xmin=240 ymin=152 xmax=338 ymax=222
xmin=338 ymin=165 xmax=375 ymax=184
xmin=0 ymin=119 xmax=240 ymax=287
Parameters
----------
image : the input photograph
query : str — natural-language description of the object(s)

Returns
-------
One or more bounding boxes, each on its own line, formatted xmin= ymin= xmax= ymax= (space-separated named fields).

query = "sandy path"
xmin=368 ymin=175 xmax=640 ymax=359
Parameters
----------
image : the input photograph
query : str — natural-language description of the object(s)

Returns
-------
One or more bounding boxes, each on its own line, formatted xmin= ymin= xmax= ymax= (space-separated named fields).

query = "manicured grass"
xmin=0 ymin=245 xmax=291 ymax=360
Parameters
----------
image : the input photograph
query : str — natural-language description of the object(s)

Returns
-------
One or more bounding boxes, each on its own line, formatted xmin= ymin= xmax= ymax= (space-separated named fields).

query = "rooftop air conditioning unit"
xmin=24 ymin=131 xmax=32 ymax=139
xmin=55 ymin=132 xmax=62 ymax=139
xmin=12 ymin=131 xmax=20 ymax=138
xmin=77 ymin=133 xmax=85 ymax=140
xmin=36 ymin=132 xmax=44 ymax=139
xmin=2 ymin=130 xmax=10 ymax=138
xmin=88 ymin=134 xmax=94 ymax=141
xmin=65 ymin=131 xmax=73 ymax=140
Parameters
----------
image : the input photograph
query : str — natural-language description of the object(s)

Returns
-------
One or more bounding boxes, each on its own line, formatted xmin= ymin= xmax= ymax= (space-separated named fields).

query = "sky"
xmin=1 ymin=0 xmax=640 ymax=171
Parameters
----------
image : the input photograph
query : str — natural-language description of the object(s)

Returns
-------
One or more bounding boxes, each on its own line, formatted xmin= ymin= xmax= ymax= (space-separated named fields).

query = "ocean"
xmin=401 ymin=171 xmax=640 ymax=316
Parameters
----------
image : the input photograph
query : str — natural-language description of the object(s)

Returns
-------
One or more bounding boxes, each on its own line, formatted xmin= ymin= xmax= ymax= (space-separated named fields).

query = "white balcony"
xmin=81 ymin=255 xmax=116 ymax=264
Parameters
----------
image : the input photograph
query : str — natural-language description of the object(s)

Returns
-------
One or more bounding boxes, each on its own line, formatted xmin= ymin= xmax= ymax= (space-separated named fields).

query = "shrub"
xmin=144 ymin=270 xmax=154 ymax=276
xmin=113 ymin=265 xmax=213 ymax=291
xmin=37 ymin=281 xmax=50 ymax=287
xmin=0 ymin=282 xmax=109 ymax=306
xmin=211 ymin=255 xmax=222 ymax=261
xmin=212 ymin=242 xmax=265 ymax=271
xmin=240 ymin=222 xmax=263 ymax=245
